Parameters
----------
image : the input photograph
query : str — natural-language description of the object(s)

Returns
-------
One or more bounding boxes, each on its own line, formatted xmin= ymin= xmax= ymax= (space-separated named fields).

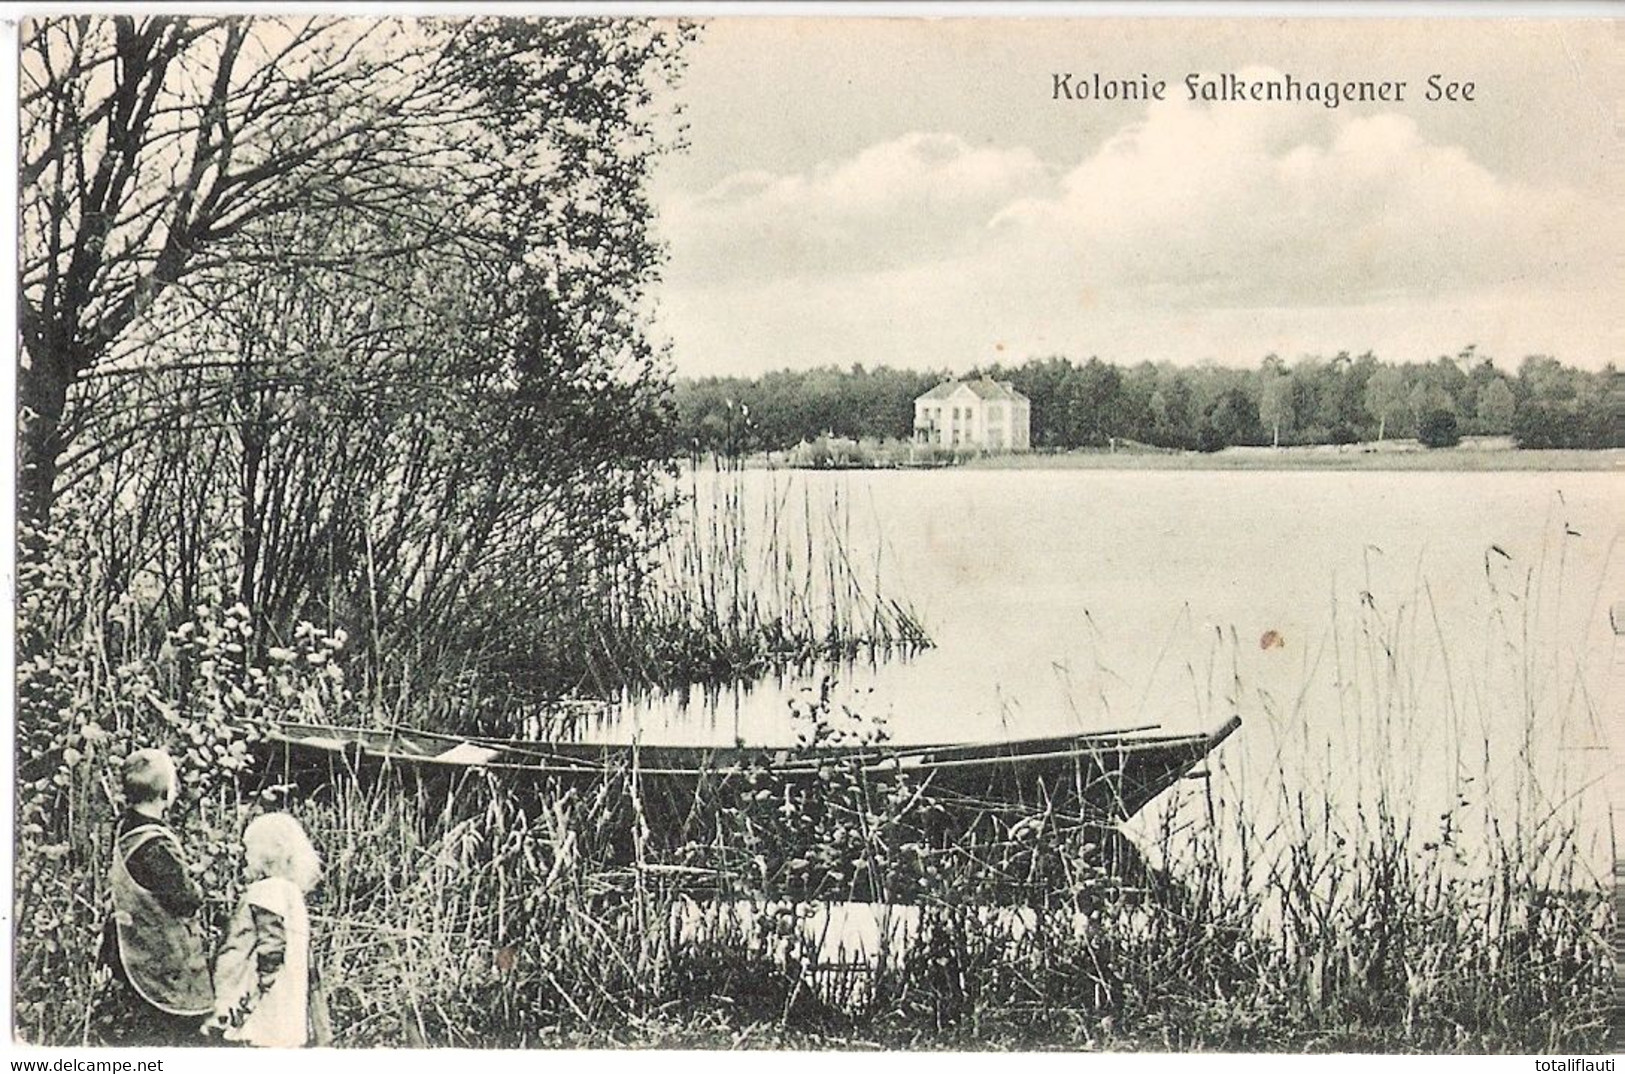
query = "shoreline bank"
xmin=725 ymin=443 xmax=1624 ymax=474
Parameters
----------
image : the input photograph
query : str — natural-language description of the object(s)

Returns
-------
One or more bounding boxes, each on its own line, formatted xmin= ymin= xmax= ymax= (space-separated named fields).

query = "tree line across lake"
xmin=671 ymin=349 xmax=1621 ymax=456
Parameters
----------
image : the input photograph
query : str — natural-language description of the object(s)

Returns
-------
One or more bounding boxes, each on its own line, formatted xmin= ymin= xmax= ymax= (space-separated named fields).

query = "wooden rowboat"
xmin=260 ymin=714 xmax=1241 ymax=828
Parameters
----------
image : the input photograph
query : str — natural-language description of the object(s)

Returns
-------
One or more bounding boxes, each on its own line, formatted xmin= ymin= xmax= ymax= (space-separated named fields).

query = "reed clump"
xmin=614 ymin=464 xmax=931 ymax=691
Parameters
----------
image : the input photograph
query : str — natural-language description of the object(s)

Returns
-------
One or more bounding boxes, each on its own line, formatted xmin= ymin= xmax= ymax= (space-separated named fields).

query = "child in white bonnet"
xmin=210 ymin=812 xmax=321 ymax=1047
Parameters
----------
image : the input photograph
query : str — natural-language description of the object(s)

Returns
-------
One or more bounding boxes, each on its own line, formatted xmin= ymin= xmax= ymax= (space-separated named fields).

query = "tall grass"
xmin=264 ymin=463 xmax=934 ymax=742
xmin=249 ymin=621 xmax=1610 ymax=1052
xmin=12 ymin=483 xmax=1613 ymax=1051
xmin=309 ymin=525 xmax=1607 ymax=1051
xmin=22 ymin=630 xmax=1608 ymax=1051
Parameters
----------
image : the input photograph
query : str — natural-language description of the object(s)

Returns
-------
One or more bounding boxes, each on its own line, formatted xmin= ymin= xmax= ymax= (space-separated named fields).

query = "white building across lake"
xmin=913 ymin=378 xmax=1032 ymax=452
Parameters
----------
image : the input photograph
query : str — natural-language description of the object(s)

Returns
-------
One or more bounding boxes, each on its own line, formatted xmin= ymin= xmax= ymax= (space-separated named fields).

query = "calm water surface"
xmin=630 ymin=472 xmax=1615 ymax=723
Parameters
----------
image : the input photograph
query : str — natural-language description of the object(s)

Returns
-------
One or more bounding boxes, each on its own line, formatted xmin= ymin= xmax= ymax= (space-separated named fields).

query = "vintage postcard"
xmin=10 ymin=6 xmax=1623 ymax=1064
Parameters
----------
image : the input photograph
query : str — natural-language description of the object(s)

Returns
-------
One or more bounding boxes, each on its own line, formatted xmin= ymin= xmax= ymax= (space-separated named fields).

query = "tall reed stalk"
xmin=615 ymin=463 xmax=931 ymax=691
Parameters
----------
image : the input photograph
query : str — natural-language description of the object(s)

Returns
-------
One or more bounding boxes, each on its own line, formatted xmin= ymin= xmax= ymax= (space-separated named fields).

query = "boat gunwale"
xmin=262 ymin=715 xmax=1241 ymax=780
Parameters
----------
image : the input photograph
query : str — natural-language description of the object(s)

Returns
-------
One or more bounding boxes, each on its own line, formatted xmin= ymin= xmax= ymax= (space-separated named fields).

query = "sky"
xmin=645 ymin=16 xmax=1624 ymax=378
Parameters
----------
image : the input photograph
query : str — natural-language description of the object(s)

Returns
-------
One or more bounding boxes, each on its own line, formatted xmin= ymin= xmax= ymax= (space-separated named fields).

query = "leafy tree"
xmin=1364 ymin=366 xmax=1409 ymax=441
xmin=1515 ymin=355 xmax=1575 ymax=405
xmin=1066 ymin=358 xmax=1125 ymax=447
xmin=1476 ymin=378 xmax=1516 ymax=433
xmin=1207 ymin=387 xmax=1260 ymax=448
xmin=20 ymin=14 xmax=694 ymax=700
xmin=1259 ymin=371 xmax=1294 ymax=448
xmin=1340 ymin=351 xmax=1381 ymax=436
xmin=20 ymin=18 xmax=460 ymax=528
xmin=1511 ymin=366 xmax=1620 ymax=449
xmin=1408 ymin=382 xmax=1455 ymax=433
xmin=1010 ymin=356 xmax=1077 ymax=448
xmin=1512 ymin=401 xmax=1575 ymax=449
xmin=1311 ymin=352 xmax=1365 ymax=436
xmin=1149 ymin=368 xmax=1197 ymax=449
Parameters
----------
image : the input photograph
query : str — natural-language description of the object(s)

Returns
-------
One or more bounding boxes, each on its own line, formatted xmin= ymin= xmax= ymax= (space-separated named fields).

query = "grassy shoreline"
xmin=959 ymin=445 xmax=1624 ymax=472
xmin=744 ymin=445 xmax=1618 ymax=474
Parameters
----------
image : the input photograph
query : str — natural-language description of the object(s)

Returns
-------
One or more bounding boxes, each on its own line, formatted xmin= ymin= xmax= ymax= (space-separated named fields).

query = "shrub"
xmin=1194 ymin=421 xmax=1228 ymax=453
xmin=1511 ymin=399 xmax=1619 ymax=449
xmin=1418 ymin=408 xmax=1461 ymax=448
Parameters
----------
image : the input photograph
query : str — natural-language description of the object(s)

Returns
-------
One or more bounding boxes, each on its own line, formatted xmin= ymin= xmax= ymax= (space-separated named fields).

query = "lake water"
xmin=622 ymin=467 xmax=1622 ymax=862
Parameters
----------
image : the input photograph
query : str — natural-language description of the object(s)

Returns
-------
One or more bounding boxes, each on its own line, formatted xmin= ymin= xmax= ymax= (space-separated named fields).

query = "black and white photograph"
xmin=9 ymin=6 xmax=1624 ymax=1058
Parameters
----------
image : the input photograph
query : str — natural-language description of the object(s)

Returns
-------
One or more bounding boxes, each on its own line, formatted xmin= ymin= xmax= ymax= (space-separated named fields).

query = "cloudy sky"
xmin=646 ymin=17 xmax=1622 ymax=378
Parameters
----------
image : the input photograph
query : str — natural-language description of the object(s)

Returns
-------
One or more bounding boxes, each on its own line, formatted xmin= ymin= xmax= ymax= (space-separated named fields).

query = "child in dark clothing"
xmin=98 ymin=748 xmax=214 ymax=1045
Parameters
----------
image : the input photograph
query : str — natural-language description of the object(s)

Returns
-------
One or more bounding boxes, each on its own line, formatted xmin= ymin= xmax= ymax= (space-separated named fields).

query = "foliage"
xmin=672 ymin=366 xmax=946 ymax=458
xmin=13 ymin=517 xmax=353 ymax=1040
xmin=1206 ymin=387 xmax=1263 ymax=449
xmin=1476 ymin=378 xmax=1517 ymax=433
xmin=1511 ymin=358 xmax=1619 ymax=448
xmin=1417 ymin=409 xmax=1461 ymax=448
xmin=18 ymin=15 xmax=701 ymax=725
xmin=19 ymin=17 xmax=453 ymax=526
xmin=672 ymin=351 xmax=1620 ymax=456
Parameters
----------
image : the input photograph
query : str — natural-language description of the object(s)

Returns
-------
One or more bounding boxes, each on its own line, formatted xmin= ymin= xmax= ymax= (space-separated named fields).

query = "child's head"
xmin=122 ymin=748 xmax=178 ymax=810
xmin=242 ymin=812 xmax=322 ymax=893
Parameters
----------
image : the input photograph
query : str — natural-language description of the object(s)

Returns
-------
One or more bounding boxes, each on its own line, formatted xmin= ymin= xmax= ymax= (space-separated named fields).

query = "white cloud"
xmin=987 ymin=75 xmax=1604 ymax=307
xmin=660 ymin=132 xmax=1050 ymax=283
xmin=655 ymin=79 xmax=1621 ymax=374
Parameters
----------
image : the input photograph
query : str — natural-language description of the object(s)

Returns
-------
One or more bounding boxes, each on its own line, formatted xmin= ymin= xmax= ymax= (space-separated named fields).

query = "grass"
xmin=11 ymin=473 xmax=1615 ymax=1052
xmin=22 ymin=617 xmax=1609 ymax=1052
xmin=276 ymin=665 xmax=1610 ymax=1053
xmin=960 ymin=443 xmax=1623 ymax=472
xmin=729 ymin=439 xmax=1623 ymax=473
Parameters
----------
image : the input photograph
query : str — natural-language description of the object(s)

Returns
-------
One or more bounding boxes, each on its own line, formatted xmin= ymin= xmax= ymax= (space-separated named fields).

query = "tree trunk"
xmin=16 ymin=340 xmax=73 ymax=537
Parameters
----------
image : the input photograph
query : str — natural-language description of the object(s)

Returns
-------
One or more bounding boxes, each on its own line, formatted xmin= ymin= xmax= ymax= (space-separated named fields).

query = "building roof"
xmin=915 ymin=378 xmax=1028 ymax=403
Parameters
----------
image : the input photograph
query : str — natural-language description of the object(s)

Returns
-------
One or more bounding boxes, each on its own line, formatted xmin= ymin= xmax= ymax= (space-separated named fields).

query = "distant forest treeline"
xmin=671 ymin=350 xmax=1621 ymax=454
